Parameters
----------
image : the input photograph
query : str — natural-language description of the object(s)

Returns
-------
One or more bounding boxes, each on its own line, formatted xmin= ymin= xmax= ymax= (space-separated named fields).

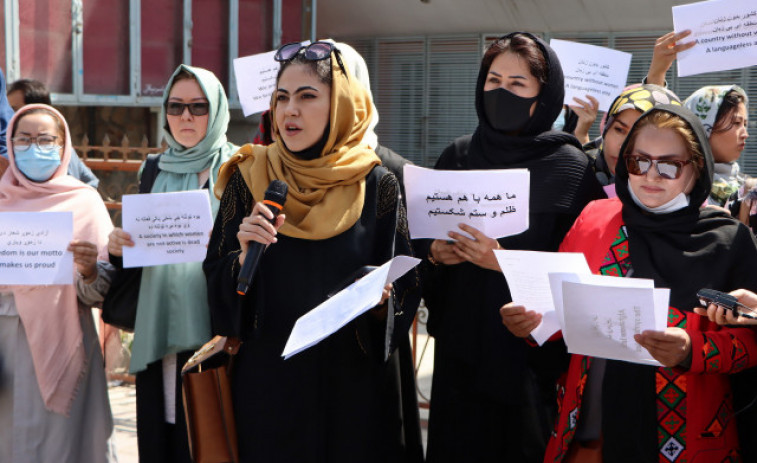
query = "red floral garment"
xmin=544 ymin=199 xmax=757 ymax=463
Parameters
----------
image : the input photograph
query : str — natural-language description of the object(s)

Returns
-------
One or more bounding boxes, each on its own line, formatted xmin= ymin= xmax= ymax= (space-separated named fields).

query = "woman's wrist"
xmin=77 ymin=269 xmax=97 ymax=285
xmin=427 ymin=243 xmax=441 ymax=265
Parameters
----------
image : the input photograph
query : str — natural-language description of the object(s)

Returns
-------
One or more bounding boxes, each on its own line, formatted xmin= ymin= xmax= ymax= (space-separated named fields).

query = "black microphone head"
xmin=264 ymin=180 xmax=289 ymax=206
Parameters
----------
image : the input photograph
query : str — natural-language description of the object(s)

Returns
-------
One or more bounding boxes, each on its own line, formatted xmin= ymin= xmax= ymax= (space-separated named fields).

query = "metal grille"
xmin=372 ymin=38 xmax=426 ymax=165
xmin=342 ymin=31 xmax=757 ymax=174
xmin=426 ymin=36 xmax=481 ymax=167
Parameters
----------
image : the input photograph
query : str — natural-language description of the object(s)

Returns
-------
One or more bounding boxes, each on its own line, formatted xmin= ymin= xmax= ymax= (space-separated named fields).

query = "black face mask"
xmin=483 ymin=87 xmax=538 ymax=133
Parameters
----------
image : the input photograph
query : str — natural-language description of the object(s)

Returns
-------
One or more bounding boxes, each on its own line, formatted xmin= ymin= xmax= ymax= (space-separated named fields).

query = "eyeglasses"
xmin=165 ymin=102 xmax=210 ymax=117
xmin=12 ymin=135 xmax=60 ymax=153
xmin=625 ymin=154 xmax=694 ymax=180
xmin=273 ymin=41 xmax=348 ymax=77
xmin=274 ymin=41 xmax=336 ymax=62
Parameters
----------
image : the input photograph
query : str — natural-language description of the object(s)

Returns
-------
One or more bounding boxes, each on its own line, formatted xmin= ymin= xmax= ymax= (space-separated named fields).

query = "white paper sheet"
xmin=557 ymin=276 xmax=669 ymax=366
xmin=403 ymin=165 xmax=530 ymax=240
xmin=548 ymin=272 xmax=655 ymax=335
xmin=282 ymin=256 xmax=421 ymax=359
xmin=673 ymin=0 xmax=757 ymax=77
xmin=0 ymin=212 xmax=74 ymax=285
xmin=494 ymin=250 xmax=591 ymax=345
xmin=550 ymin=39 xmax=632 ymax=111
xmin=121 ymin=191 xmax=214 ymax=268
xmin=233 ymin=41 xmax=310 ymax=116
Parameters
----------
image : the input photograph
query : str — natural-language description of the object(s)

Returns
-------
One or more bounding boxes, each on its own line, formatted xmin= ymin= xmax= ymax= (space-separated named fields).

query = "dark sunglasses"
xmin=625 ymin=154 xmax=693 ymax=180
xmin=165 ymin=102 xmax=210 ymax=117
xmin=274 ymin=41 xmax=335 ymax=62
xmin=273 ymin=41 xmax=348 ymax=77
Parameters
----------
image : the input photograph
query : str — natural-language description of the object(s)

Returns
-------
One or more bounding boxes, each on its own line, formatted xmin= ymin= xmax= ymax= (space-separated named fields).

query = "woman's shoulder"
xmin=551 ymin=141 xmax=592 ymax=168
xmin=560 ymin=198 xmax=623 ymax=254
xmin=434 ymin=134 xmax=473 ymax=169
xmin=578 ymin=198 xmax=622 ymax=222
xmin=369 ymin=164 xmax=398 ymax=195
xmin=569 ymin=198 xmax=623 ymax=236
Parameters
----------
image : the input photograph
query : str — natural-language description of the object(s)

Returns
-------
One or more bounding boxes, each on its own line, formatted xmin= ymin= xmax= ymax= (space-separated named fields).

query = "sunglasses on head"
xmin=274 ymin=41 xmax=336 ymax=62
xmin=273 ymin=41 xmax=348 ymax=77
xmin=625 ymin=154 xmax=693 ymax=180
xmin=165 ymin=101 xmax=210 ymax=117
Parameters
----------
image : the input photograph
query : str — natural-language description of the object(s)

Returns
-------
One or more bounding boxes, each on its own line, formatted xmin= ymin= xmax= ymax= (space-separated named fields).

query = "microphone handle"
xmin=236 ymin=202 xmax=281 ymax=295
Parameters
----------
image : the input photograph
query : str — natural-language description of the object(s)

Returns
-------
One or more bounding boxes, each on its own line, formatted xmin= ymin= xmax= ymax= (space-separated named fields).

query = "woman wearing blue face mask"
xmin=0 ymin=104 xmax=116 ymax=462
xmin=419 ymin=32 xmax=604 ymax=463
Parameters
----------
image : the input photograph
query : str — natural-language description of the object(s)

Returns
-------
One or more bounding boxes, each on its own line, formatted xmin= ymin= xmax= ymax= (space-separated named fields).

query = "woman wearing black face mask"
xmin=421 ymin=32 xmax=603 ymax=463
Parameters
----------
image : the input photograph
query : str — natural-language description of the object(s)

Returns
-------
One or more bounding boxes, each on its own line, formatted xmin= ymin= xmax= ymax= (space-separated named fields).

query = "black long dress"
xmin=422 ymin=32 xmax=604 ymax=463
xmin=203 ymin=166 xmax=422 ymax=463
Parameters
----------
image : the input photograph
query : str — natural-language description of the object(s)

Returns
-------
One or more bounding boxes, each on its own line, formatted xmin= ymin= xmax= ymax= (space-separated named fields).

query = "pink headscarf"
xmin=0 ymin=104 xmax=112 ymax=415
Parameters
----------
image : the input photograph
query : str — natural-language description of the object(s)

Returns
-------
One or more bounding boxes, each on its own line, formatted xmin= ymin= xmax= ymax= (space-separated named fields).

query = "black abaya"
xmin=204 ymin=166 xmax=422 ymax=463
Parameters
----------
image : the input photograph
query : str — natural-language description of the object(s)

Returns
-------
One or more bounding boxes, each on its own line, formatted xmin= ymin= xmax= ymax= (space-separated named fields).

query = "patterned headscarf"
xmin=683 ymin=85 xmax=748 ymax=138
xmin=601 ymin=84 xmax=682 ymax=137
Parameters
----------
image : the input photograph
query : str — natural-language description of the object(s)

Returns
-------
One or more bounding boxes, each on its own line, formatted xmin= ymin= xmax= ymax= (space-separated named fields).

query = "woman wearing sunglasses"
xmin=419 ymin=32 xmax=603 ymax=463
xmin=501 ymin=105 xmax=757 ymax=462
xmin=584 ymin=84 xmax=681 ymax=188
xmin=0 ymin=105 xmax=116 ymax=462
xmin=204 ymin=41 xmax=420 ymax=462
xmin=106 ymin=64 xmax=237 ymax=462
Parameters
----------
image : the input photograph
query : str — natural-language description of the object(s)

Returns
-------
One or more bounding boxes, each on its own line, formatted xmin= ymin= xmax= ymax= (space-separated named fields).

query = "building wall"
xmin=341 ymin=31 xmax=757 ymax=175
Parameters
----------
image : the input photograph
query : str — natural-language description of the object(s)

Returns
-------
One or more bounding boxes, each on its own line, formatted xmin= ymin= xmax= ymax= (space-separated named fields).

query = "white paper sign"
xmin=233 ymin=41 xmax=310 ymax=116
xmin=494 ymin=250 xmax=591 ymax=345
xmin=554 ymin=275 xmax=669 ymax=366
xmin=550 ymin=39 xmax=632 ymax=111
xmin=403 ymin=165 xmax=530 ymax=240
xmin=0 ymin=212 xmax=74 ymax=285
xmin=121 ymin=191 xmax=214 ymax=268
xmin=673 ymin=0 xmax=757 ymax=77
xmin=282 ymin=256 xmax=421 ymax=359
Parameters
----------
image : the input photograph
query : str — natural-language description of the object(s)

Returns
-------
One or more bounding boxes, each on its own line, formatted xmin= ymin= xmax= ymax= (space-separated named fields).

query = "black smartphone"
xmin=697 ymin=288 xmax=757 ymax=320
xmin=327 ymin=265 xmax=378 ymax=298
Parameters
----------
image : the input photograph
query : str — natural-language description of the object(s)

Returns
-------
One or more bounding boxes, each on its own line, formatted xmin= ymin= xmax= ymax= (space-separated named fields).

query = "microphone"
xmin=236 ymin=180 xmax=288 ymax=295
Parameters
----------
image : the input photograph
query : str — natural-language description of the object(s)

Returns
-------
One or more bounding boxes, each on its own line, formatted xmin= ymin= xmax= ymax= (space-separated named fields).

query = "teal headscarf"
xmin=130 ymin=64 xmax=238 ymax=373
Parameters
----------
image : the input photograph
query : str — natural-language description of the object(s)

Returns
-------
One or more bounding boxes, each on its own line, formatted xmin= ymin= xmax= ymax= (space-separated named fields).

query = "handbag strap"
xmin=139 ymin=154 xmax=162 ymax=194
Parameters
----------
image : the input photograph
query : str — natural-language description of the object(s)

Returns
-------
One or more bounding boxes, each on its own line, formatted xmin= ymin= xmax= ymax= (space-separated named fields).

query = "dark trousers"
xmin=135 ymin=351 xmax=193 ymax=463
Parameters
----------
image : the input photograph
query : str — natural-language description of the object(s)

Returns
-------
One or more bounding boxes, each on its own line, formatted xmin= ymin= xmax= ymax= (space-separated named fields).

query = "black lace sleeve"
xmin=203 ymin=168 xmax=253 ymax=337
xmin=376 ymin=170 xmax=422 ymax=354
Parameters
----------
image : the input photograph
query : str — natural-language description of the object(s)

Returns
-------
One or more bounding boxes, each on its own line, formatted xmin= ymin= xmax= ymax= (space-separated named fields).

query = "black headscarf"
xmin=603 ymin=104 xmax=757 ymax=461
xmin=467 ymin=32 xmax=599 ymax=214
xmin=614 ymin=104 xmax=757 ymax=309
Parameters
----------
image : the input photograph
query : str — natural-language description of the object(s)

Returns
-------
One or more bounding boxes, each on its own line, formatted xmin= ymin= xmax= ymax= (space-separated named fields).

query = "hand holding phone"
xmin=697 ymin=288 xmax=757 ymax=321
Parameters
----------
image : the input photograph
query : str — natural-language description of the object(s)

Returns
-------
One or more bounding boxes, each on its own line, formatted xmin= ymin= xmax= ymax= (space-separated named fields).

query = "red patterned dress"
xmin=544 ymin=199 xmax=757 ymax=463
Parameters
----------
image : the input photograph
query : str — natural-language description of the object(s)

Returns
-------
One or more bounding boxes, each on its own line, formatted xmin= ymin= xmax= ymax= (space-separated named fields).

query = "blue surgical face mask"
xmin=552 ymin=107 xmax=567 ymax=131
xmin=15 ymin=145 xmax=62 ymax=182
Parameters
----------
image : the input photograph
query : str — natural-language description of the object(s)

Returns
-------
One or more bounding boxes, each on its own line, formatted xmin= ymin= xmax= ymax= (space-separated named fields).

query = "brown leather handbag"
xmin=181 ymin=336 xmax=241 ymax=463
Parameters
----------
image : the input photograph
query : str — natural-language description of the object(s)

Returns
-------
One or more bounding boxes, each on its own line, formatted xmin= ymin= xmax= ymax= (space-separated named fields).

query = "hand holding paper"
xmin=549 ymin=39 xmax=632 ymax=111
xmin=551 ymin=273 xmax=669 ymax=366
xmin=499 ymin=302 xmax=542 ymax=339
xmin=634 ymin=327 xmax=691 ymax=368
xmin=282 ymin=256 xmax=421 ymax=359
xmin=494 ymin=249 xmax=592 ymax=344
xmin=495 ymin=250 xmax=671 ymax=365
xmin=121 ymin=190 xmax=214 ymax=268
xmin=0 ymin=212 xmax=74 ymax=285
xmin=673 ymin=0 xmax=757 ymax=77
xmin=404 ymin=165 xmax=530 ymax=240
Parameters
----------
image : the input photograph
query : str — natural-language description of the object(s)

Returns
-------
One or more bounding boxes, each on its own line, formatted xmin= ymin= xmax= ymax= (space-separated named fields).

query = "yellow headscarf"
xmin=216 ymin=50 xmax=381 ymax=240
